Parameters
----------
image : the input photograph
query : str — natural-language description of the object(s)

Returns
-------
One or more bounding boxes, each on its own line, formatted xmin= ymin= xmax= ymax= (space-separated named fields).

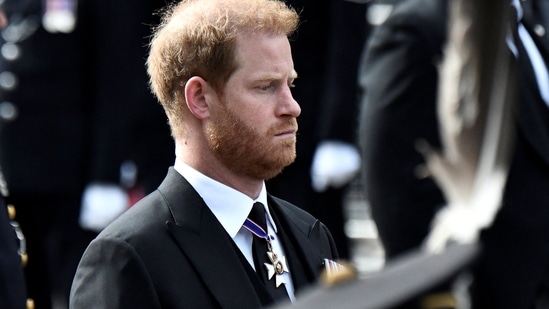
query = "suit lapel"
xmin=160 ymin=169 xmax=262 ymax=309
xmin=267 ymin=196 xmax=331 ymax=289
xmin=269 ymin=210 xmax=311 ymax=292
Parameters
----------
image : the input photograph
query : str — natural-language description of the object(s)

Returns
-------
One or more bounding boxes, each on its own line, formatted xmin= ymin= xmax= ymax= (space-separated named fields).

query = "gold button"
xmin=7 ymin=204 xmax=15 ymax=220
xmin=21 ymin=252 xmax=28 ymax=267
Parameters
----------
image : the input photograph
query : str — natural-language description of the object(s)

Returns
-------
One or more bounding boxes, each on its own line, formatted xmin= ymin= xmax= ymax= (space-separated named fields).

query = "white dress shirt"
xmin=173 ymin=159 xmax=296 ymax=301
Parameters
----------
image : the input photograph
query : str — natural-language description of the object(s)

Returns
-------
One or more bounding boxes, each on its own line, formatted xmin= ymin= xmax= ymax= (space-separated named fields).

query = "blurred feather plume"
xmin=420 ymin=0 xmax=517 ymax=253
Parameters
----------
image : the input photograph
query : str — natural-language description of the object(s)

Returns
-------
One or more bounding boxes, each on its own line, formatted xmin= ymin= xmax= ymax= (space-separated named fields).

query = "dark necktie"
xmin=247 ymin=202 xmax=290 ymax=303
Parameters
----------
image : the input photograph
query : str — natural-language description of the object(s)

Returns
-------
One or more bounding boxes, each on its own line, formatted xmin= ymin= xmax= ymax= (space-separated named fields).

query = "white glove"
xmin=310 ymin=141 xmax=361 ymax=192
xmin=79 ymin=183 xmax=129 ymax=232
xmin=42 ymin=0 xmax=77 ymax=33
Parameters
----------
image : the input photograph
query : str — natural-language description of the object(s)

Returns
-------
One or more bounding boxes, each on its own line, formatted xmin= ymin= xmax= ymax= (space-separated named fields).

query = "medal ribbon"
xmin=244 ymin=212 xmax=290 ymax=290
xmin=243 ymin=218 xmax=275 ymax=242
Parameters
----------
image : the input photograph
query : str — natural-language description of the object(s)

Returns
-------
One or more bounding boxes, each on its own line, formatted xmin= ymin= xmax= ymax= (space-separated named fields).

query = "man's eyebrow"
xmin=253 ymin=70 xmax=298 ymax=82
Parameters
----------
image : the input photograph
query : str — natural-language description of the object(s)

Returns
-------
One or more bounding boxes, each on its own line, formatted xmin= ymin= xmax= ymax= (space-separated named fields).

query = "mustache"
xmin=270 ymin=118 xmax=298 ymax=135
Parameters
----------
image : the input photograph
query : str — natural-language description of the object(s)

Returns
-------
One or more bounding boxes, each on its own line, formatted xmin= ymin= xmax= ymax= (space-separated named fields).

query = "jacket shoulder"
xmin=97 ymin=190 xmax=172 ymax=243
xmin=270 ymin=195 xmax=318 ymax=225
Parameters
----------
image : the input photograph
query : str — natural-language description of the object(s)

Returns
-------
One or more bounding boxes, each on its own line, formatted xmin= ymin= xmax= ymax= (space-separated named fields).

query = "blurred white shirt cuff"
xmin=311 ymin=141 xmax=361 ymax=192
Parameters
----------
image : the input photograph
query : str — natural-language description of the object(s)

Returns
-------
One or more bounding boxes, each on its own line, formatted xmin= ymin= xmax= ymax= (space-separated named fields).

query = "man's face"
xmin=205 ymin=32 xmax=301 ymax=180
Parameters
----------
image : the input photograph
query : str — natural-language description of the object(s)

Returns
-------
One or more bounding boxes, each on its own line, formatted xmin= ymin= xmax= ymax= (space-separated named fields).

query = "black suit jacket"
xmin=359 ymin=0 xmax=549 ymax=308
xmin=359 ymin=0 xmax=448 ymax=258
xmin=70 ymin=168 xmax=338 ymax=308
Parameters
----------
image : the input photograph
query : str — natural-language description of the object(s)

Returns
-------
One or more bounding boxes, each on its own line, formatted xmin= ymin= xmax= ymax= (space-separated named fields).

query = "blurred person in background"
xmin=266 ymin=0 xmax=369 ymax=260
xmin=359 ymin=0 xmax=549 ymax=308
xmin=0 ymin=0 xmax=173 ymax=308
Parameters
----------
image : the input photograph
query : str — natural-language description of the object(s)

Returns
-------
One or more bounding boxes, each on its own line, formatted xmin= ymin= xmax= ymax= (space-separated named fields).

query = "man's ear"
xmin=185 ymin=76 xmax=212 ymax=119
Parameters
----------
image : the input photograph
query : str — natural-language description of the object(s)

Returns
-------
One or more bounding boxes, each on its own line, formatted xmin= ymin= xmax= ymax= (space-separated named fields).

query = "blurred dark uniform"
xmin=0 ymin=5 xmax=28 ymax=309
xmin=0 ymin=1 xmax=95 ymax=307
xmin=0 ymin=178 xmax=27 ymax=309
xmin=0 ymin=0 xmax=172 ymax=308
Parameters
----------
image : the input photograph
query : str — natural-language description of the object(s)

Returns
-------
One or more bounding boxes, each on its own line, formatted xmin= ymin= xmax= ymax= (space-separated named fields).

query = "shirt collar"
xmin=173 ymin=159 xmax=277 ymax=238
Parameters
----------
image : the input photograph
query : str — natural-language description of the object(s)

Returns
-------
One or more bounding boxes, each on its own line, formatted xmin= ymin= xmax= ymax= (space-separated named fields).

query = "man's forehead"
xmin=232 ymin=34 xmax=296 ymax=79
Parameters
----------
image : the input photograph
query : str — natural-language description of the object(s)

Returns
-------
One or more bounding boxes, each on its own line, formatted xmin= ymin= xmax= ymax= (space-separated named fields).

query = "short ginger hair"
xmin=147 ymin=0 xmax=299 ymax=137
